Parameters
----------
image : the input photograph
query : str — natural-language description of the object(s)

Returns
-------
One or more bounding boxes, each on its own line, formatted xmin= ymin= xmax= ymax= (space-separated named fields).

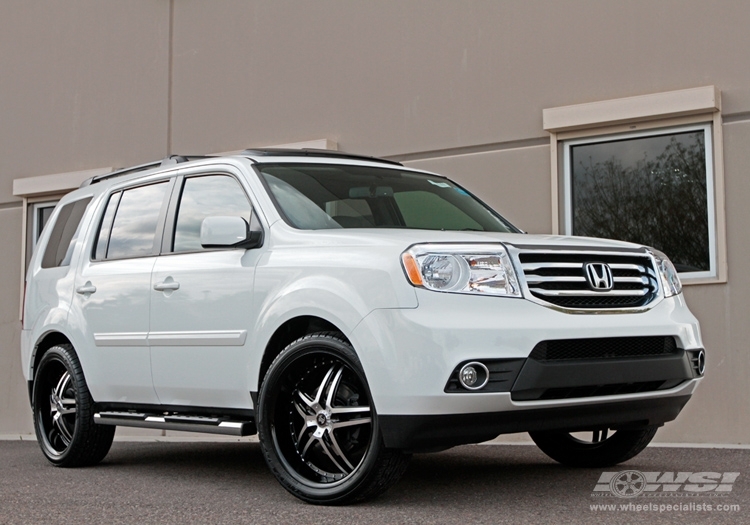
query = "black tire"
xmin=529 ymin=426 xmax=658 ymax=468
xmin=257 ymin=332 xmax=410 ymax=505
xmin=32 ymin=344 xmax=115 ymax=467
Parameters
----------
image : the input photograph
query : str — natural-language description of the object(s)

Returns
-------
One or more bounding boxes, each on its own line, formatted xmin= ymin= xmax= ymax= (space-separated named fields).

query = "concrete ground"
xmin=0 ymin=438 xmax=748 ymax=525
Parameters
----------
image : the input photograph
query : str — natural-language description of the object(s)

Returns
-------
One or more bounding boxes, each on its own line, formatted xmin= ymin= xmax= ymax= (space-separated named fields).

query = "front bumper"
xmin=379 ymin=393 xmax=692 ymax=450
xmin=350 ymin=291 xmax=703 ymax=448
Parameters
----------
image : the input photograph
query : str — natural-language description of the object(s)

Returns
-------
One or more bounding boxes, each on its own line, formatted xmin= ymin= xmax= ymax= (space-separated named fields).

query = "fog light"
xmin=688 ymin=349 xmax=706 ymax=377
xmin=458 ymin=362 xmax=489 ymax=390
xmin=697 ymin=350 xmax=705 ymax=376
xmin=461 ymin=366 xmax=477 ymax=386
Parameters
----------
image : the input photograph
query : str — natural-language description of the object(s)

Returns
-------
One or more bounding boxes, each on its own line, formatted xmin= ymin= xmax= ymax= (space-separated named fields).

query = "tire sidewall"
xmin=257 ymin=334 xmax=383 ymax=504
xmin=530 ymin=427 xmax=658 ymax=468
xmin=33 ymin=346 xmax=81 ymax=465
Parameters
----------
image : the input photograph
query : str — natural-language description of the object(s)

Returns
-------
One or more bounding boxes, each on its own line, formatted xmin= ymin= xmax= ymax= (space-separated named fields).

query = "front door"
xmin=149 ymin=173 xmax=259 ymax=408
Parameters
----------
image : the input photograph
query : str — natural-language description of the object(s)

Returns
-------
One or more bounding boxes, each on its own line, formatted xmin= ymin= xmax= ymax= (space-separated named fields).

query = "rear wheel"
xmin=32 ymin=344 xmax=115 ymax=467
xmin=529 ymin=426 xmax=658 ymax=468
xmin=257 ymin=332 xmax=410 ymax=504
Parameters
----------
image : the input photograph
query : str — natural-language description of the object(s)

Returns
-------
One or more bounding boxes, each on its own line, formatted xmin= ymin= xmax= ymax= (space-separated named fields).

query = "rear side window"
xmin=41 ymin=197 xmax=92 ymax=269
xmin=94 ymin=182 xmax=170 ymax=260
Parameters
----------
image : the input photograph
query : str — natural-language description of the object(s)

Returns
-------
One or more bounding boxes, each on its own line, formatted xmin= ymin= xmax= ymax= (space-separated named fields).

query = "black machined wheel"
xmin=529 ymin=426 xmax=659 ymax=468
xmin=33 ymin=344 xmax=115 ymax=467
xmin=257 ymin=333 xmax=410 ymax=505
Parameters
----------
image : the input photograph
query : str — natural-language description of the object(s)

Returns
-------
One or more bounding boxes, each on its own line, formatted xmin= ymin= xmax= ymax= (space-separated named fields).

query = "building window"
xmin=563 ymin=124 xmax=715 ymax=278
xmin=25 ymin=200 xmax=62 ymax=272
xmin=31 ymin=201 xmax=58 ymax=248
xmin=544 ymin=86 xmax=726 ymax=284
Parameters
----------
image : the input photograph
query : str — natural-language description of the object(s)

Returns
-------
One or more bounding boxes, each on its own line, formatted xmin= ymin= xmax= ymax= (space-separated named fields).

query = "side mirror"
xmin=200 ymin=216 xmax=263 ymax=249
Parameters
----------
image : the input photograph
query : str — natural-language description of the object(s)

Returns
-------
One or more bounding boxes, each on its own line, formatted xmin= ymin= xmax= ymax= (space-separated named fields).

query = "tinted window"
xmin=173 ymin=175 xmax=253 ymax=252
xmin=394 ymin=191 xmax=483 ymax=231
xmin=258 ymin=164 xmax=518 ymax=232
xmin=41 ymin=198 xmax=92 ymax=268
xmin=93 ymin=192 xmax=121 ymax=260
xmin=103 ymin=182 xmax=169 ymax=260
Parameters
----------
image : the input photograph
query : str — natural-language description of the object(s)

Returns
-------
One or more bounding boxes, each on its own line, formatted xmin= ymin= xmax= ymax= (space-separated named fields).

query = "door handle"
xmin=76 ymin=282 xmax=97 ymax=295
xmin=154 ymin=280 xmax=180 ymax=292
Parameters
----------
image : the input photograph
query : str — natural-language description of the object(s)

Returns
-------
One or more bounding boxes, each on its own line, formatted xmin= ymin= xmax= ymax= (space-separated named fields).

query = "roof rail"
xmin=80 ymin=155 xmax=210 ymax=187
xmin=240 ymin=148 xmax=403 ymax=166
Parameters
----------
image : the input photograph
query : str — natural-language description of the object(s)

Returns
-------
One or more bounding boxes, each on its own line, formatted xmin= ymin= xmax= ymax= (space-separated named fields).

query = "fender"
xmin=247 ymin=268 xmax=417 ymax=391
xmin=24 ymin=303 xmax=77 ymax=382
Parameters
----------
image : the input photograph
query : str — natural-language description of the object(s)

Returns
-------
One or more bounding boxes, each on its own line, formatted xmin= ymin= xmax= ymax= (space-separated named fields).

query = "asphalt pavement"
xmin=1 ymin=439 xmax=748 ymax=524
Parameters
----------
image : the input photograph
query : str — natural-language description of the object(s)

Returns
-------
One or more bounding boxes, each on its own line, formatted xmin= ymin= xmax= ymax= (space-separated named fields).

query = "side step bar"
xmin=94 ymin=411 xmax=256 ymax=436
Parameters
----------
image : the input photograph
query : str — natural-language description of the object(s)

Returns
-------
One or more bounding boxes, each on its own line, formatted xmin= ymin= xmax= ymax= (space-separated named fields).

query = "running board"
xmin=93 ymin=411 xmax=255 ymax=436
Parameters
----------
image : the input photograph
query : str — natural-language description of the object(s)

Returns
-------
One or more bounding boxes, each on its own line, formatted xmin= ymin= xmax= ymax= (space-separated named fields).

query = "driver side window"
xmin=173 ymin=175 xmax=253 ymax=252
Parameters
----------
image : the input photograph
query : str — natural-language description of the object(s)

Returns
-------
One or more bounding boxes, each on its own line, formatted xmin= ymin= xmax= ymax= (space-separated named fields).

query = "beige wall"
xmin=0 ymin=0 xmax=170 ymax=205
xmin=169 ymin=0 xmax=750 ymax=156
xmin=2 ymin=1 xmax=749 ymax=443
xmin=0 ymin=0 xmax=170 ymax=436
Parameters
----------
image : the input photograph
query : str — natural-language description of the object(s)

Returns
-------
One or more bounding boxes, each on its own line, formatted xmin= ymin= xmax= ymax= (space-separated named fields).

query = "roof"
xmin=80 ymin=149 xmax=401 ymax=188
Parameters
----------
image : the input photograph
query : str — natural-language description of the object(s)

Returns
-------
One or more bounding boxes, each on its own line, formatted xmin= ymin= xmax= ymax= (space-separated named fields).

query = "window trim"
xmin=90 ymin=178 xmax=176 ymax=263
xmin=166 ymin=172 xmax=256 ymax=255
xmin=26 ymin=197 xmax=62 ymax=250
xmin=544 ymin=87 xmax=726 ymax=285
xmin=31 ymin=200 xmax=59 ymax=249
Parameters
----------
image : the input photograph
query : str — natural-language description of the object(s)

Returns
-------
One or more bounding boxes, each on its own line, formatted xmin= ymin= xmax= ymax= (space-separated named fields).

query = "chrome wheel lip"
xmin=267 ymin=349 xmax=376 ymax=489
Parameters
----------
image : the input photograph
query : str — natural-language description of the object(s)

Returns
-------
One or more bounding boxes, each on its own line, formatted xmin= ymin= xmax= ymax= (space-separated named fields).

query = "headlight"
xmin=648 ymin=248 xmax=682 ymax=297
xmin=401 ymin=244 xmax=521 ymax=297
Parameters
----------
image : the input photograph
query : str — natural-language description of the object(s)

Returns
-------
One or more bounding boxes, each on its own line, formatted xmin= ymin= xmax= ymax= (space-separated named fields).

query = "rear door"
xmin=149 ymin=170 xmax=262 ymax=408
xmin=72 ymin=179 xmax=173 ymax=403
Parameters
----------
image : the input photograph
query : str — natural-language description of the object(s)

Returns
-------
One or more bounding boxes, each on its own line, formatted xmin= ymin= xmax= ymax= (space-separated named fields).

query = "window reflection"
xmin=173 ymin=176 xmax=252 ymax=252
xmin=259 ymin=164 xmax=518 ymax=232
xmin=570 ymin=130 xmax=709 ymax=272
xmin=106 ymin=182 xmax=168 ymax=259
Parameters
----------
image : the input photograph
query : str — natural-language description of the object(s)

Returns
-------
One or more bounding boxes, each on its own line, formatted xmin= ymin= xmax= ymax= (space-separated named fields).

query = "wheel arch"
xmin=28 ymin=331 xmax=73 ymax=406
xmin=256 ymin=315 xmax=352 ymax=394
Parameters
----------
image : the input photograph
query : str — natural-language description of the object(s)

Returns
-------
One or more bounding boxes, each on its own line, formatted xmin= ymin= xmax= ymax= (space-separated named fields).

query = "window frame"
xmin=90 ymin=178 xmax=175 ymax=263
xmin=544 ymin=86 xmax=727 ymax=285
xmin=562 ymin=122 xmax=717 ymax=280
xmin=167 ymin=173 xmax=255 ymax=255
xmin=31 ymin=200 xmax=59 ymax=249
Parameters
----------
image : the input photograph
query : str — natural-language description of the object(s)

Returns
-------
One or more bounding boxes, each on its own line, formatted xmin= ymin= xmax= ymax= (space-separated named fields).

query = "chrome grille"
xmin=517 ymin=249 xmax=659 ymax=309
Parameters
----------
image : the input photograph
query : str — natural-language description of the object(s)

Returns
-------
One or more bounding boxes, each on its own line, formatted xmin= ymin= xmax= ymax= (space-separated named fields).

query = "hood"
xmin=269 ymin=222 xmax=646 ymax=252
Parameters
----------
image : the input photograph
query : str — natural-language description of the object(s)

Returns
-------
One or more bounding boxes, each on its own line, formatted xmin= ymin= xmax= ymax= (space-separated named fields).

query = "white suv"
xmin=22 ymin=149 xmax=705 ymax=504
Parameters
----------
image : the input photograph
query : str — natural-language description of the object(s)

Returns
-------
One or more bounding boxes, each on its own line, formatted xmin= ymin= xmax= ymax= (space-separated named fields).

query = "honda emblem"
xmin=584 ymin=262 xmax=614 ymax=291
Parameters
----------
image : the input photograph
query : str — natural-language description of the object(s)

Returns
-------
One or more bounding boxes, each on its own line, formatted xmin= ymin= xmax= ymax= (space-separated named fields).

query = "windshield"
xmin=257 ymin=163 xmax=519 ymax=232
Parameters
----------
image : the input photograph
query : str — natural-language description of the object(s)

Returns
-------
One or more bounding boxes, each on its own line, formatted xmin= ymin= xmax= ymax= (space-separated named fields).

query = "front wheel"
xmin=257 ymin=332 xmax=410 ymax=504
xmin=529 ymin=426 xmax=658 ymax=468
xmin=32 ymin=344 xmax=115 ymax=467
